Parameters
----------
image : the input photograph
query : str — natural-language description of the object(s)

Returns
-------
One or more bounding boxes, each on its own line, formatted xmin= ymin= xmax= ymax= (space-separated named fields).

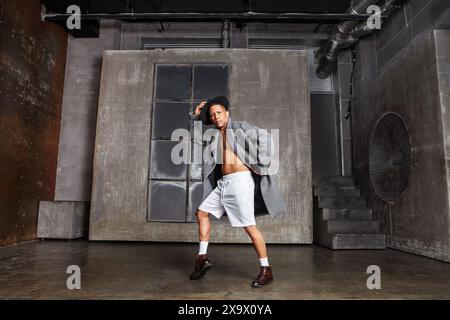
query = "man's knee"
xmin=196 ymin=209 xmax=210 ymax=220
xmin=244 ymin=225 xmax=259 ymax=236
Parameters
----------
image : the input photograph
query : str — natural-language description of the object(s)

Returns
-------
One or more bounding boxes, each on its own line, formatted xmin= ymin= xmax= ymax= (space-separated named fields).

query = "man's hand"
xmin=194 ymin=101 xmax=207 ymax=117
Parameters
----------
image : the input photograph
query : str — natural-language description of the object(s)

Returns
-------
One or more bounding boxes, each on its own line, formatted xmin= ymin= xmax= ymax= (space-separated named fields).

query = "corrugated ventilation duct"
xmin=315 ymin=0 xmax=403 ymax=79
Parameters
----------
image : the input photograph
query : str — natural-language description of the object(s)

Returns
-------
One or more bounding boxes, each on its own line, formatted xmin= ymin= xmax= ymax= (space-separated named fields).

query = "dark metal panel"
xmin=150 ymin=141 xmax=188 ymax=179
xmin=189 ymin=141 xmax=203 ymax=180
xmin=186 ymin=181 xmax=220 ymax=222
xmin=155 ymin=65 xmax=192 ymax=101
xmin=152 ymin=102 xmax=189 ymax=139
xmin=193 ymin=64 xmax=229 ymax=100
xmin=148 ymin=181 xmax=186 ymax=221
xmin=186 ymin=181 xmax=203 ymax=222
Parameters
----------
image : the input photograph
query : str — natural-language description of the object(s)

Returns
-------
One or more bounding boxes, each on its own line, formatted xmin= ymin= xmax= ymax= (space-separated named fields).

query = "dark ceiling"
xmin=43 ymin=0 xmax=352 ymax=14
xmin=42 ymin=0 xmax=353 ymax=38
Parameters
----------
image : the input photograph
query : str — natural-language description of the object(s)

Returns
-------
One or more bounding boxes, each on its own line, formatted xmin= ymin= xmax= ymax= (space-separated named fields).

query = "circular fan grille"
xmin=369 ymin=113 xmax=412 ymax=203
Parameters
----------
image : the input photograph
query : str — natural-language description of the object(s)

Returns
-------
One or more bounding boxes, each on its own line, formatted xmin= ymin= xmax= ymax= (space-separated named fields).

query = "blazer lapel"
xmin=225 ymin=116 xmax=237 ymax=153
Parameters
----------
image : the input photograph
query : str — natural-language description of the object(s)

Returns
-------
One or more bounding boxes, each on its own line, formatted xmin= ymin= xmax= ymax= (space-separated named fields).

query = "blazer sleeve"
xmin=189 ymin=112 xmax=201 ymax=121
xmin=240 ymin=121 xmax=273 ymax=168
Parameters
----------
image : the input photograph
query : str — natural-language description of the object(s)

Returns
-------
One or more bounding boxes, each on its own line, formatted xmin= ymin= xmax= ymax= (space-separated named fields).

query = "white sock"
xmin=259 ymin=257 xmax=269 ymax=267
xmin=199 ymin=241 xmax=208 ymax=255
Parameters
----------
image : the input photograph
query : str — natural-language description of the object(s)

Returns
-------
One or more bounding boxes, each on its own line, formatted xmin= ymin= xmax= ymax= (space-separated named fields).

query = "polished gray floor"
xmin=0 ymin=240 xmax=449 ymax=299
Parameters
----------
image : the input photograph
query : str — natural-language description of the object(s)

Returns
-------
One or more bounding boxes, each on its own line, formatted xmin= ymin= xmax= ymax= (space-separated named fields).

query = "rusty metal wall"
xmin=0 ymin=0 xmax=67 ymax=246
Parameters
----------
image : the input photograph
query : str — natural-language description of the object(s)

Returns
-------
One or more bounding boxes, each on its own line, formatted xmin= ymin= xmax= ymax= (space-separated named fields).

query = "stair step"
xmin=321 ymin=208 xmax=373 ymax=220
xmin=314 ymin=176 xmax=355 ymax=187
xmin=326 ymin=220 xmax=379 ymax=234
xmin=318 ymin=196 xmax=366 ymax=209
xmin=330 ymin=233 xmax=386 ymax=249
xmin=313 ymin=175 xmax=385 ymax=250
xmin=314 ymin=185 xmax=360 ymax=197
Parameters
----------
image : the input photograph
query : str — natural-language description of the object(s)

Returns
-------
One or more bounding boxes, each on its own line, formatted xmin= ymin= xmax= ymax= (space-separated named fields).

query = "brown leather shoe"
xmin=251 ymin=266 xmax=273 ymax=288
xmin=189 ymin=254 xmax=213 ymax=280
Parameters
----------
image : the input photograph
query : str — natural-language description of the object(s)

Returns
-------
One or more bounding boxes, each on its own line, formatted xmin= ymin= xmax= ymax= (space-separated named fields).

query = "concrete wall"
xmin=121 ymin=22 xmax=329 ymax=51
xmin=37 ymin=21 xmax=121 ymax=240
xmin=436 ymin=30 xmax=450 ymax=254
xmin=50 ymin=20 xmax=333 ymax=243
xmin=90 ymin=49 xmax=312 ymax=243
xmin=376 ymin=0 xmax=450 ymax=72
xmin=54 ymin=21 xmax=333 ymax=205
xmin=351 ymin=0 xmax=450 ymax=262
xmin=0 ymin=0 xmax=67 ymax=246
xmin=311 ymin=93 xmax=340 ymax=181
xmin=55 ymin=21 xmax=121 ymax=201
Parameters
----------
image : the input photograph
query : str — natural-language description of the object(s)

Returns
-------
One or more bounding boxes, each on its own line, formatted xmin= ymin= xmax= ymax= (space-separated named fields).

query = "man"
xmin=188 ymin=96 xmax=286 ymax=288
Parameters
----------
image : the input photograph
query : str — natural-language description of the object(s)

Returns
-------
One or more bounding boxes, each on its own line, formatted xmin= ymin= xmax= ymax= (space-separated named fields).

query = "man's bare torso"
xmin=220 ymin=130 xmax=251 ymax=176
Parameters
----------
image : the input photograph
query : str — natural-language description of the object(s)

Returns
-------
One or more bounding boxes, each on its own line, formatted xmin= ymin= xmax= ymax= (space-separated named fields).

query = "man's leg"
xmin=244 ymin=225 xmax=268 ymax=260
xmin=197 ymin=209 xmax=210 ymax=255
xmin=189 ymin=209 xmax=214 ymax=280
xmin=244 ymin=225 xmax=273 ymax=287
xmin=190 ymin=181 xmax=224 ymax=280
xmin=197 ymin=209 xmax=211 ymax=243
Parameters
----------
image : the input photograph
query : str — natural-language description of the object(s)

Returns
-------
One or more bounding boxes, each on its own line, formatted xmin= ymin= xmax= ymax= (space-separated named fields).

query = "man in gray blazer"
xmin=188 ymin=96 xmax=286 ymax=288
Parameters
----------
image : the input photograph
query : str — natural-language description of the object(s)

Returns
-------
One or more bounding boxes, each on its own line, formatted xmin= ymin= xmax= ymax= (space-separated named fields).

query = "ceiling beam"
xmin=43 ymin=11 xmax=375 ymax=22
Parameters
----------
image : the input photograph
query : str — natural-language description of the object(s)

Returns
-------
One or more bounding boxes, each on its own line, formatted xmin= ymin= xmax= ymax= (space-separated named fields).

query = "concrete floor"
xmin=0 ymin=240 xmax=449 ymax=299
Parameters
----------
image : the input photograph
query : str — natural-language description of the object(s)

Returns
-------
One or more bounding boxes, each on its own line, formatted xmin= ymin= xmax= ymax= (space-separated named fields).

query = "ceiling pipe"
xmin=315 ymin=0 xmax=381 ymax=79
xmin=43 ymin=11 xmax=374 ymax=22
xmin=349 ymin=0 xmax=401 ymax=39
xmin=315 ymin=0 xmax=403 ymax=79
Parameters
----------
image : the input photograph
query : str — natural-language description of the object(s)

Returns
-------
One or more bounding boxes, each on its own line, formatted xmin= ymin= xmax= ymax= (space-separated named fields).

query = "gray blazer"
xmin=190 ymin=113 xmax=287 ymax=218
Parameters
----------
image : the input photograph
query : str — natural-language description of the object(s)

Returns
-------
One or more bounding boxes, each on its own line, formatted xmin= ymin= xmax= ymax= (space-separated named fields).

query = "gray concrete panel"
xmin=37 ymin=201 xmax=89 ymax=239
xmin=90 ymin=51 xmax=154 ymax=229
xmin=90 ymin=49 xmax=311 ymax=244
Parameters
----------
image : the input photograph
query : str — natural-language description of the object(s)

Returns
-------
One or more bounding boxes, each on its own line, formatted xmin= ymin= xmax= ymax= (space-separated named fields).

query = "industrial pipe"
xmin=315 ymin=0 xmax=404 ymax=79
xmin=43 ymin=11 xmax=374 ymax=22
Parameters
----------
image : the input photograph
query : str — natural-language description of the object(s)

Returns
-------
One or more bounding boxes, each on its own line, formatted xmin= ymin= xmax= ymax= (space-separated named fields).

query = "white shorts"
xmin=198 ymin=171 xmax=256 ymax=227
